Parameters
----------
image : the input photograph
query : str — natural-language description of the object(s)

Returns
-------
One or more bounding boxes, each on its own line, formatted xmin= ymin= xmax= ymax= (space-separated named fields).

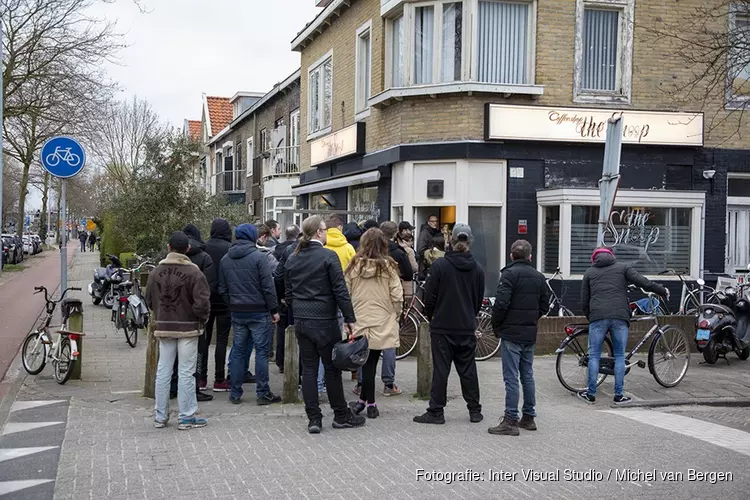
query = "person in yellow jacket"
xmin=324 ymin=214 xmax=356 ymax=270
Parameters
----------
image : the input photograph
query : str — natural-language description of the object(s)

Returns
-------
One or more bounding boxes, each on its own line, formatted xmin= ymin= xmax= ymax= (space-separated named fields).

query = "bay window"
xmin=390 ymin=14 xmax=405 ymax=87
xmin=308 ymin=51 xmax=333 ymax=137
xmin=728 ymin=8 xmax=750 ymax=107
xmin=477 ymin=0 xmax=530 ymax=84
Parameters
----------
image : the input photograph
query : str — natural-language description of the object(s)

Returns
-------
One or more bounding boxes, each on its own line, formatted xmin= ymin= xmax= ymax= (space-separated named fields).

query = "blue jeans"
xmin=357 ymin=348 xmax=396 ymax=386
xmin=155 ymin=337 xmax=199 ymax=422
xmin=500 ymin=340 xmax=536 ymax=421
xmin=229 ymin=313 xmax=273 ymax=400
xmin=588 ymin=319 xmax=629 ymax=396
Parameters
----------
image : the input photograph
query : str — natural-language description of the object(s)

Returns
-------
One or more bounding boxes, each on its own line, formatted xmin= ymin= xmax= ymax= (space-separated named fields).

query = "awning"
xmin=291 ymin=170 xmax=380 ymax=196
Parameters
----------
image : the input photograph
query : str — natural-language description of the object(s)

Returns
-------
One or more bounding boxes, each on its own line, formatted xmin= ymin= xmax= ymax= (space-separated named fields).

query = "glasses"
xmin=428 ymin=219 xmax=438 ymax=224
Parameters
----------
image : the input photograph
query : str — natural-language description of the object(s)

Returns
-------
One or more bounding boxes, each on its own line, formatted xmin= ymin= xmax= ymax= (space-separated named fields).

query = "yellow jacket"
xmin=325 ymin=228 xmax=356 ymax=270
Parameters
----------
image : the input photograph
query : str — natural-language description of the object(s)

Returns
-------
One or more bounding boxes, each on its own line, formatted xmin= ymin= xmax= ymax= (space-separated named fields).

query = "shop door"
xmin=727 ymin=206 xmax=750 ymax=273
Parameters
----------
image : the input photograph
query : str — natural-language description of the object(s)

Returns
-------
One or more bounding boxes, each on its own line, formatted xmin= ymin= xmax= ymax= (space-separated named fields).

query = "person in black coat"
xmin=343 ymin=222 xmax=363 ymax=250
xmin=271 ymin=226 xmax=300 ymax=373
xmin=203 ymin=218 xmax=235 ymax=391
xmin=414 ymin=223 xmax=484 ymax=426
xmin=489 ymin=240 xmax=550 ymax=437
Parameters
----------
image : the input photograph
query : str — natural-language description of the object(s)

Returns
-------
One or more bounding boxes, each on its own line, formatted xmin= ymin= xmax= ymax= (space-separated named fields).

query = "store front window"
xmin=469 ymin=206 xmax=502 ymax=296
xmin=542 ymin=206 xmax=560 ymax=273
xmin=349 ymin=184 xmax=379 ymax=223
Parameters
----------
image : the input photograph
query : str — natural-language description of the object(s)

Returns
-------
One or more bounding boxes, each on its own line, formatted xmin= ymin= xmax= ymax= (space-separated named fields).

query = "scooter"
xmin=695 ymin=286 xmax=750 ymax=364
xmin=88 ymin=254 xmax=122 ymax=308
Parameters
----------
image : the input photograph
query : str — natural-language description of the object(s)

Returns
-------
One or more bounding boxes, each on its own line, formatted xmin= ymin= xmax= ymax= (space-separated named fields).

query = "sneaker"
xmin=178 ymin=417 xmax=208 ymax=430
xmin=229 ymin=396 xmax=241 ymax=405
xmin=367 ymin=406 xmax=379 ymax=419
xmin=577 ymin=391 xmax=596 ymax=404
xmin=308 ymin=420 xmax=322 ymax=434
xmin=257 ymin=392 xmax=282 ymax=406
xmin=244 ymin=372 xmax=256 ymax=384
xmin=383 ymin=384 xmax=402 ymax=396
xmin=348 ymin=401 xmax=365 ymax=415
xmin=413 ymin=412 xmax=445 ymax=425
xmin=613 ymin=394 xmax=632 ymax=405
xmin=470 ymin=412 xmax=484 ymax=423
xmin=153 ymin=420 xmax=168 ymax=429
xmin=518 ymin=414 xmax=537 ymax=431
xmin=199 ymin=379 xmax=207 ymax=391
xmin=212 ymin=380 xmax=230 ymax=392
xmin=196 ymin=391 xmax=213 ymax=402
xmin=278 ymin=367 xmax=284 ymax=374
xmin=352 ymin=384 xmax=361 ymax=396
xmin=332 ymin=411 xmax=366 ymax=429
xmin=488 ymin=417 xmax=520 ymax=436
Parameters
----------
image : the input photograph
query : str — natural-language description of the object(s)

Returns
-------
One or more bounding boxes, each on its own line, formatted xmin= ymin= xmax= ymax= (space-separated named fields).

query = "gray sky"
xmin=91 ymin=0 xmax=320 ymax=126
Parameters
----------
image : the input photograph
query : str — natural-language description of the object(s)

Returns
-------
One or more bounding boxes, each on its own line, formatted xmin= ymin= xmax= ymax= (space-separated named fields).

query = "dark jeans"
xmin=360 ymin=349 xmax=382 ymax=404
xmin=80 ymin=241 xmax=86 ymax=252
xmin=229 ymin=313 xmax=273 ymax=400
xmin=200 ymin=309 xmax=231 ymax=382
xmin=500 ymin=340 xmax=536 ymax=421
xmin=295 ymin=318 xmax=347 ymax=422
xmin=427 ymin=333 xmax=481 ymax=417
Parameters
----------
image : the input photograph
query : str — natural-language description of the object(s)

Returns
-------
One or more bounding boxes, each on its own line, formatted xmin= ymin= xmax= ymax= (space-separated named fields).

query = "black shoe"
xmin=196 ymin=391 xmax=213 ymax=402
xmin=366 ymin=406 xmax=379 ymax=419
xmin=308 ymin=420 xmax=322 ymax=434
xmin=332 ymin=410 xmax=366 ymax=429
xmin=348 ymin=401 xmax=365 ymax=415
xmin=518 ymin=414 xmax=537 ymax=431
xmin=488 ymin=417 xmax=520 ymax=436
xmin=470 ymin=412 xmax=484 ymax=423
xmin=413 ymin=412 xmax=445 ymax=425
xmin=257 ymin=391 xmax=282 ymax=406
xmin=613 ymin=394 xmax=632 ymax=405
xmin=577 ymin=391 xmax=596 ymax=404
xmin=229 ymin=396 xmax=241 ymax=404
xmin=278 ymin=367 xmax=284 ymax=374
xmin=244 ymin=372 xmax=256 ymax=384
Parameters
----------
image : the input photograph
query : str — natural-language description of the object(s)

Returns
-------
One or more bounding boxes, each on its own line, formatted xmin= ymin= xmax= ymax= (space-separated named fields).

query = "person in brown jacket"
xmin=146 ymin=232 xmax=211 ymax=430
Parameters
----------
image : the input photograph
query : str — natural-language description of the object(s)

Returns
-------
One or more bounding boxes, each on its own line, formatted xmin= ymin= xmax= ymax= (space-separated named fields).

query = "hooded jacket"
xmin=492 ymin=260 xmax=550 ymax=344
xmin=218 ymin=224 xmax=278 ymax=315
xmin=204 ymin=218 xmax=232 ymax=310
xmin=145 ymin=252 xmax=211 ymax=338
xmin=183 ymin=224 xmax=218 ymax=294
xmin=388 ymin=241 xmax=413 ymax=282
xmin=325 ymin=228 xmax=356 ymax=270
xmin=423 ymin=250 xmax=485 ymax=335
xmin=343 ymin=222 xmax=363 ymax=250
xmin=417 ymin=223 xmax=441 ymax=261
xmin=582 ymin=251 xmax=668 ymax=324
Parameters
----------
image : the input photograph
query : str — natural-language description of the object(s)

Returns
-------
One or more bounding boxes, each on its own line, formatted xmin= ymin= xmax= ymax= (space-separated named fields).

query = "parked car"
xmin=1 ymin=236 xmax=12 ymax=267
xmin=1 ymin=234 xmax=23 ymax=264
xmin=22 ymin=236 xmax=33 ymax=254
xmin=30 ymin=234 xmax=42 ymax=253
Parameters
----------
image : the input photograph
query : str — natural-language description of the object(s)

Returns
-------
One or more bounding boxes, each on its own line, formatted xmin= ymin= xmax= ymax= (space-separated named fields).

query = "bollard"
xmin=143 ymin=310 xmax=159 ymax=398
xmin=64 ymin=298 xmax=84 ymax=380
xmin=416 ymin=321 xmax=432 ymax=399
xmin=282 ymin=326 xmax=300 ymax=404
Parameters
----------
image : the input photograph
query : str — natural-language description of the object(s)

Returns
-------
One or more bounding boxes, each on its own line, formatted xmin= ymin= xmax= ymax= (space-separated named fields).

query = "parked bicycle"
xmin=110 ymin=259 xmax=155 ymax=348
xmin=658 ymin=268 xmax=718 ymax=315
xmin=475 ymin=297 xmax=500 ymax=361
xmin=544 ymin=268 xmax=574 ymax=317
xmin=397 ymin=279 xmax=428 ymax=359
xmin=21 ymin=285 xmax=84 ymax=384
xmin=555 ymin=288 xmax=691 ymax=392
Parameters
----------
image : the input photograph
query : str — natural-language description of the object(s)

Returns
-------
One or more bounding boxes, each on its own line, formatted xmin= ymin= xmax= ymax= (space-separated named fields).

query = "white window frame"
xmin=307 ymin=49 xmax=334 ymax=141
xmin=290 ymin=109 xmax=301 ymax=167
xmin=246 ymin=137 xmax=254 ymax=178
xmin=355 ymin=20 xmax=373 ymax=121
xmin=573 ymin=0 xmax=634 ymax=104
xmin=536 ymin=188 xmax=705 ymax=279
xmin=727 ymin=5 xmax=750 ymax=109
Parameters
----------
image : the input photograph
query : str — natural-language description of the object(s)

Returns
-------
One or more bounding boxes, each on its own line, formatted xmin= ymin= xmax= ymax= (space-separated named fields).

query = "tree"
xmin=1 ymin=154 xmax=22 ymax=229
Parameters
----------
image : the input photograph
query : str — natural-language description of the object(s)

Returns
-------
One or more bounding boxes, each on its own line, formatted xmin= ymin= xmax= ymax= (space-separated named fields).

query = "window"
xmin=477 ymin=0 xmax=529 ymax=84
xmin=290 ymin=109 xmax=300 ymax=167
xmin=349 ymin=184 xmax=379 ymax=223
xmin=442 ymin=3 xmax=463 ymax=82
xmin=542 ymin=206 xmax=560 ymax=274
xmin=469 ymin=206 xmax=502 ymax=296
xmin=308 ymin=51 xmax=333 ymax=137
xmin=356 ymin=21 xmax=372 ymax=116
xmin=390 ymin=14 xmax=405 ymax=87
xmin=414 ymin=6 xmax=435 ymax=84
xmin=728 ymin=10 xmax=750 ymax=106
xmin=260 ymin=129 xmax=268 ymax=152
xmin=574 ymin=0 xmax=633 ymax=102
xmin=246 ymin=138 xmax=254 ymax=178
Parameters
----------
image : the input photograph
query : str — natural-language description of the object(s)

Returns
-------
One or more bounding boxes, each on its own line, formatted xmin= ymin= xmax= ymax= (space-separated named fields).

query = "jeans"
xmin=357 ymin=348 xmax=396 ymax=386
xmin=295 ymin=318 xmax=348 ymax=422
xmin=500 ymin=340 xmax=536 ymax=421
xmin=588 ymin=319 xmax=629 ymax=396
xmin=155 ymin=337 xmax=199 ymax=422
xmin=427 ymin=334 xmax=481 ymax=416
xmin=202 ymin=309 xmax=231 ymax=382
xmin=229 ymin=313 xmax=273 ymax=400
xmin=80 ymin=241 xmax=86 ymax=252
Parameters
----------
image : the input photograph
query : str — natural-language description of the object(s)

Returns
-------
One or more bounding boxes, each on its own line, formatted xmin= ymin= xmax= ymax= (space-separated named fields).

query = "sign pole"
xmin=60 ymin=179 xmax=67 ymax=291
xmin=0 ymin=21 xmax=4 ymax=273
xmin=597 ymin=116 xmax=623 ymax=248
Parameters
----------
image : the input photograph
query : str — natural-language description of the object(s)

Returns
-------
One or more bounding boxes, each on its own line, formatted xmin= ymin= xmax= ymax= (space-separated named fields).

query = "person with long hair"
xmin=345 ymin=229 xmax=403 ymax=418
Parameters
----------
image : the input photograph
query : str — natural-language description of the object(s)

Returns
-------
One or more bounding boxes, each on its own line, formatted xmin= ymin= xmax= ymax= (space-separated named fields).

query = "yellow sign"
xmin=86 ymin=220 xmax=96 ymax=231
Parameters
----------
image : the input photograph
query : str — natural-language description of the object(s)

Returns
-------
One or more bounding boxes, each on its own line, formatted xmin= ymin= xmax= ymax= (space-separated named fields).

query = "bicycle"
xmin=475 ymin=297 xmax=500 ymax=361
xmin=544 ymin=268 xmax=574 ymax=317
xmin=555 ymin=288 xmax=691 ymax=392
xmin=110 ymin=259 xmax=154 ymax=348
xmin=658 ymin=268 xmax=718 ymax=315
xmin=397 ymin=279 xmax=428 ymax=359
xmin=44 ymin=146 xmax=81 ymax=168
xmin=21 ymin=285 xmax=84 ymax=384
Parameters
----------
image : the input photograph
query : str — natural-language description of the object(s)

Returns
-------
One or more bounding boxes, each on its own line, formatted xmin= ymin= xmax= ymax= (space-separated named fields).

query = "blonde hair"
xmin=294 ymin=215 xmax=324 ymax=255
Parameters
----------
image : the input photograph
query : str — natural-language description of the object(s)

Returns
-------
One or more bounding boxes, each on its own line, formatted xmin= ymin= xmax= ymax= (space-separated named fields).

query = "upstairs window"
xmin=477 ymin=0 xmax=530 ymax=85
xmin=728 ymin=10 xmax=750 ymax=106
xmin=308 ymin=51 xmax=333 ymax=137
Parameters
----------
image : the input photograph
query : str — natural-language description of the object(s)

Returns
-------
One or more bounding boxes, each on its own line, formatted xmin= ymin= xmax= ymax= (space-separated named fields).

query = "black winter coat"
xmin=582 ymin=252 xmax=668 ymax=324
xmin=183 ymin=224 xmax=218 ymax=294
xmin=423 ymin=251 xmax=485 ymax=335
xmin=492 ymin=260 xmax=550 ymax=344
xmin=284 ymin=242 xmax=355 ymax=323
xmin=272 ymin=239 xmax=295 ymax=263
xmin=204 ymin=219 xmax=232 ymax=310
xmin=218 ymin=239 xmax=278 ymax=315
xmin=416 ymin=223 xmax=441 ymax=261
xmin=273 ymin=240 xmax=298 ymax=302
xmin=388 ymin=241 xmax=413 ymax=282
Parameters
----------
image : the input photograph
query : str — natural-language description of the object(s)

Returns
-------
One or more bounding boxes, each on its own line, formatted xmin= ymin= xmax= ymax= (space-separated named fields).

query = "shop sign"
xmin=485 ymin=104 xmax=704 ymax=146
xmin=310 ymin=122 xmax=366 ymax=167
xmin=603 ymin=208 xmax=660 ymax=253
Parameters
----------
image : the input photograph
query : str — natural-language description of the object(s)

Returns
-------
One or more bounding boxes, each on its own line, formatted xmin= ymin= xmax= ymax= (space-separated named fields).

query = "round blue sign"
xmin=41 ymin=136 xmax=86 ymax=178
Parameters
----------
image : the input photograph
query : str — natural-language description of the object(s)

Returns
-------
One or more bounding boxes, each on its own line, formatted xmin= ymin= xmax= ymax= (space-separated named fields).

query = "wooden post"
xmin=143 ymin=310 xmax=158 ymax=398
xmin=416 ymin=322 xmax=432 ymax=399
xmin=68 ymin=309 xmax=84 ymax=380
xmin=282 ymin=326 xmax=300 ymax=404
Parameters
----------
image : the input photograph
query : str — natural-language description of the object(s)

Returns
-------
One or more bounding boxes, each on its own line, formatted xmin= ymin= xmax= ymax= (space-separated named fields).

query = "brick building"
xmin=289 ymin=0 xmax=750 ymax=304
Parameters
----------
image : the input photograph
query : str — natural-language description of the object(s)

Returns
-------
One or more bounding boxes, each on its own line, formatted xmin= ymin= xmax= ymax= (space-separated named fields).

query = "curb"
xmin=609 ymin=397 xmax=750 ymax=409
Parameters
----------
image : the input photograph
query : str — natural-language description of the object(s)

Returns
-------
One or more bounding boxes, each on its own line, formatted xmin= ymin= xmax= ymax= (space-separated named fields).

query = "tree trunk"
xmin=143 ymin=309 xmax=159 ymax=398
xmin=39 ymin=172 xmax=50 ymax=241
xmin=16 ymin=161 xmax=31 ymax=236
xmin=282 ymin=326 xmax=300 ymax=404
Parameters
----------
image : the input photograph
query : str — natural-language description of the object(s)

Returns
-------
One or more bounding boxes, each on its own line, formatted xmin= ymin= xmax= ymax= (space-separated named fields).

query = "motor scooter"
xmin=88 ymin=254 xmax=122 ymax=308
xmin=696 ymin=286 xmax=750 ymax=364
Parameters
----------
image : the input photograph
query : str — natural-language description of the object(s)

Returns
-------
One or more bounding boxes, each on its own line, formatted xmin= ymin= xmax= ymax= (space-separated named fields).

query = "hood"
xmin=228 ymin=239 xmax=257 ymax=259
xmin=343 ymin=222 xmax=363 ymax=242
xmin=235 ymin=223 xmax=257 ymax=243
xmin=158 ymin=252 xmax=197 ymax=267
xmin=350 ymin=259 xmax=390 ymax=279
xmin=183 ymin=224 xmax=205 ymax=257
xmin=326 ymin=228 xmax=348 ymax=248
xmin=593 ymin=251 xmax=616 ymax=268
xmin=210 ymin=218 xmax=232 ymax=242
xmin=444 ymin=250 xmax=477 ymax=271
xmin=420 ymin=223 xmax=441 ymax=236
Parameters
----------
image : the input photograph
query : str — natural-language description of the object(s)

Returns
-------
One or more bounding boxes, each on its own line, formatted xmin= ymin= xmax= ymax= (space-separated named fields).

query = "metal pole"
xmin=60 ymin=179 xmax=67 ymax=291
xmin=0 ymin=21 xmax=4 ymax=273
xmin=597 ymin=116 xmax=624 ymax=248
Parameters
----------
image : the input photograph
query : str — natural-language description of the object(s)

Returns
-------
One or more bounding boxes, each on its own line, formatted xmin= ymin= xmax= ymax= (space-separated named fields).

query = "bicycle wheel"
xmin=53 ymin=337 xmax=74 ymax=385
xmin=555 ymin=331 xmax=614 ymax=393
xmin=396 ymin=313 xmax=419 ymax=360
xmin=124 ymin=313 xmax=138 ymax=348
xmin=475 ymin=312 xmax=500 ymax=361
xmin=21 ymin=332 xmax=47 ymax=375
xmin=648 ymin=326 xmax=690 ymax=388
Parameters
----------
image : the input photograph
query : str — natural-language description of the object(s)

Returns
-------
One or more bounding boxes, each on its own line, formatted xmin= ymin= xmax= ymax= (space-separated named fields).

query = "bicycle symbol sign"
xmin=41 ymin=136 xmax=86 ymax=178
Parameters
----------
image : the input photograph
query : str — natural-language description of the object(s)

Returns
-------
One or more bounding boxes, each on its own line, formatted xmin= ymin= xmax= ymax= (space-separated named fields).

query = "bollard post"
xmin=416 ymin=321 xmax=432 ymax=399
xmin=143 ymin=310 xmax=158 ymax=398
xmin=282 ymin=325 xmax=300 ymax=404
xmin=67 ymin=302 xmax=84 ymax=380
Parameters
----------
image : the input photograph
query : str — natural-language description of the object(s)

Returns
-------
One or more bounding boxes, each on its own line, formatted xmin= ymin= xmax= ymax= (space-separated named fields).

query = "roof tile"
xmin=206 ymin=96 xmax=233 ymax=137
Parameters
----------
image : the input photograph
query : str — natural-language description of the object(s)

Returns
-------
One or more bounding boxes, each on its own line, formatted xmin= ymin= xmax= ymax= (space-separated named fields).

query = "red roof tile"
xmin=187 ymin=120 xmax=201 ymax=141
xmin=206 ymin=96 xmax=233 ymax=136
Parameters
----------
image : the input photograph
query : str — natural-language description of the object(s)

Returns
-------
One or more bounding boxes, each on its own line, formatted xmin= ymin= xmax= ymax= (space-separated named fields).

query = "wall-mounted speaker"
xmin=427 ymin=180 xmax=444 ymax=198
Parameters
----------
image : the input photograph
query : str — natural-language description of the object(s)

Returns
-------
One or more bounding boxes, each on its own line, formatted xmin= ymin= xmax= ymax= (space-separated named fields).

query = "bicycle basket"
xmin=60 ymin=298 xmax=83 ymax=322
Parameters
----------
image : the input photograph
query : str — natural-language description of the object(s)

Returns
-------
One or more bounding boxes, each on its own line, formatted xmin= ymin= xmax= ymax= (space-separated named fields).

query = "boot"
xmin=518 ymin=414 xmax=537 ymax=431
xmin=488 ymin=417 xmax=520 ymax=436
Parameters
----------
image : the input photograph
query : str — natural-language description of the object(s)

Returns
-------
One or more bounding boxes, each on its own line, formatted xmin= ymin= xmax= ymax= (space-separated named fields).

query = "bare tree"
xmin=2 ymin=154 xmax=22 ymax=227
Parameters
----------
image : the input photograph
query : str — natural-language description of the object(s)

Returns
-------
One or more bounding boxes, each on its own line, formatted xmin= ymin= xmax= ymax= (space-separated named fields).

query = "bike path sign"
xmin=41 ymin=136 xmax=86 ymax=178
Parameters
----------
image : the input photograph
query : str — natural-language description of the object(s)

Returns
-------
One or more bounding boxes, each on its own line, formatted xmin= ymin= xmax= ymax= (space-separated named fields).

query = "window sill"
xmin=306 ymin=127 xmax=332 ymax=142
xmin=573 ymin=93 xmax=631 ymax=105
xmin=725 ymin=97 xmax=750 ymax=111
xmin=354 ymin=108 xmax=371 ymax=122
xmin=369 ymin=82 xmax=544 ymax=109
